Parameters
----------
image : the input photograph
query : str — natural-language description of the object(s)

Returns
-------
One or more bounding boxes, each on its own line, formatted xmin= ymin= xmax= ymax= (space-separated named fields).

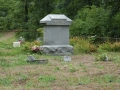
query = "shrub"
xmin=109 ymin=12 xmax=120 ymax=37
xmin=95 ymin=53 xmax=108 ymax=61
xmin=70 ymin=5 xmax=110 ymax=37
xmin=70 ymin=37 xmax=97 ymax=54
xmin=99 ymin=42 xmax=112 ymax=51
xmin=21 ymin=41 xmax=42 ymax=53
xmin=99 ymin=42 xmax=120 ymax=52
xmin=111 ymin=42 xmax=120 ymax=52
xmin=37 ymin=28 xmax=43 ymax=38
xmin=21 ymin=42 xmax=32 ymax=52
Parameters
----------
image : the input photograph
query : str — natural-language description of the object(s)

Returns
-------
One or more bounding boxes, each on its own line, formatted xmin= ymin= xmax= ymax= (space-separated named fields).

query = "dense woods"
xmin=0 ymin=0 xmax=120 ymax=40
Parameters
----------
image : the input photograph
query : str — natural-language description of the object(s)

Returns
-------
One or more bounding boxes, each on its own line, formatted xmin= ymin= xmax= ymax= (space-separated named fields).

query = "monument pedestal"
xmin=40 ymin=45 xmax=73 ymax=55
xmin=40 ymin=14 xmax=73 ymax=55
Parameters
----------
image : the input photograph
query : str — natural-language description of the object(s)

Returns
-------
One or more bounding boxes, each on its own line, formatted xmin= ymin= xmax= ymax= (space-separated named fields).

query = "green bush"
xmin=70 ymin=5 xmax=110 ymax=37
xmin=99 ymin=42 xmax=120 ymax=52
xmin=21 ymin=41 xmax=42 ymax=53
xmin=109 ymin=12 xmax=120 ymax=37
xmin=21 ymin=42 xmax=32 ymax=52
xmin=70 ymin=37 xmax=97 ymax=54
xmin=37 ymin=28 xmax=43 ymax=38
xmin=95 ymin=53 xmax=108 ymax=61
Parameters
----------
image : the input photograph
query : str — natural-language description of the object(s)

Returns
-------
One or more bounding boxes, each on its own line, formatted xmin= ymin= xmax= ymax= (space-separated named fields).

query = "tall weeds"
xmin=70 ymin=37 xmax=97 ymax=54
xmin=99 ymin=42 xmax=120 ymax=52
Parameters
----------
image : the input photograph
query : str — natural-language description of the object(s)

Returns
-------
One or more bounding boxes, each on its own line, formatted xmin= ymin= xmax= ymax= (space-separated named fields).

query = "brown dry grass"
xmin=0 ymin=54 xmax=120 ymax=90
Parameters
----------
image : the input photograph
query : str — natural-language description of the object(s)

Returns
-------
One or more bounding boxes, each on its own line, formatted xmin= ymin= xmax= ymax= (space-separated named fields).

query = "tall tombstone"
xmin=40 ymin=14 xmax=73 ymax=55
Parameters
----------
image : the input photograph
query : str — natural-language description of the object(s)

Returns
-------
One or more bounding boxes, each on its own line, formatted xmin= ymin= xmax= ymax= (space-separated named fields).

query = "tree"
xmin=14 ymin=0 xmax=55 ymax=40
xmin=108 ymin=12 xmax=120 ymax=37
xmin=0 ymin=0 xmax=16 ymax=30
xmin=70 ymin=5 xmax=110 ymax=37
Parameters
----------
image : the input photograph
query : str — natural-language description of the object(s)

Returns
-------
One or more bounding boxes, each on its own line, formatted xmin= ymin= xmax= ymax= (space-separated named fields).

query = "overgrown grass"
xmin=0 ymin=32 xmax=5 ymax=38
xmin=70 ymin=37 xmax=97 ymax=54
xmin=99 ymin=42 xmax=120 ymax=52
xmin=0 ymin=33 xmax=120 ymax=90
xmin=94 ymin=52 xmax=120 ymax=64
xmin=0 ymin=76 xmax=12 ymax=86
xmin=38 ymin=75 xmax=56 ymax=83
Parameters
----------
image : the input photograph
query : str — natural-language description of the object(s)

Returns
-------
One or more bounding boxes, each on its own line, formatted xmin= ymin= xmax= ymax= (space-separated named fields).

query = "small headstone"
xmin=63 ymin=56 xmax=71 ymax=62
xmin=13 ymin=42 xmax=20 ymax=47
xmin=27 ymin=55 xmax=48 ymax=64
xmin=27 ymin=55 xmax=36 ymax=62
xmin=105 ymin=55 xmax=109 ymax=61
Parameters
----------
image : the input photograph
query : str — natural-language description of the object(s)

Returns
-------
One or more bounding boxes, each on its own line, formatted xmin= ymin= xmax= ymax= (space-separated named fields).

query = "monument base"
xmin=40 ymin=45 xmax=73 ymax=55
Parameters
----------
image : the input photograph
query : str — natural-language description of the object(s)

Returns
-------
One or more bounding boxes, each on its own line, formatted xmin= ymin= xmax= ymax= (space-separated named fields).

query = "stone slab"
xmin=40 ymin=14 xmax=72 ymax=25
xmin=13 ymin=42 xmax=20 ymax=47
xmin=40 ymin=45 xmax=73 ymax=55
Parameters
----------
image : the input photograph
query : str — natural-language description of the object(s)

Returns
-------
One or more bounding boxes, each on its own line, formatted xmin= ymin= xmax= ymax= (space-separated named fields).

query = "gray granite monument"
xmin=40 ymin=14 xmax=73 ymax=55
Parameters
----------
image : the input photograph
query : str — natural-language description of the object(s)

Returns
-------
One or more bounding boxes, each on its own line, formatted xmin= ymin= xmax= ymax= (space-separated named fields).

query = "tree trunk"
xmin=25 ymin=0 xmax=28 ymax=22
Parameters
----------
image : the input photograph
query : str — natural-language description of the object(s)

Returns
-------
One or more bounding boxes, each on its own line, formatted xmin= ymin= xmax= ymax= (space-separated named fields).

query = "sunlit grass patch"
xmin=0 ymin=54 xmax=28 ymax=68
xmin=94 ymin=74 xmax=120 ymax=84
xmin=38 ymin=75 xmax=56 ymax=83
xmin=78 ymin=76 xmax=91 ymax=85
xmin=66 ymin=76 xmax=91 ymax=86
xmin=0 ymin=76 xmax=13 ymax=86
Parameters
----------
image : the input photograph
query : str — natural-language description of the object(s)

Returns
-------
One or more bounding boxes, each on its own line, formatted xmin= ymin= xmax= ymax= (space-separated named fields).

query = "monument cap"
xmin=40 ymin=14 xmax=72 ymax=25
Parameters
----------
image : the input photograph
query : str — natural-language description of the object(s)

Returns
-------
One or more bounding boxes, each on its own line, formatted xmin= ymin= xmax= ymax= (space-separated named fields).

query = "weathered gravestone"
xmin=40 ymin=14 xmax=73 ymax=55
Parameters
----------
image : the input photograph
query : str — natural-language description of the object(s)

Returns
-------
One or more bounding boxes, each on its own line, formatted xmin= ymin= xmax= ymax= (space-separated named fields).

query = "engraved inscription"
xmin=52 ymin=20 xmax=66 ymax=25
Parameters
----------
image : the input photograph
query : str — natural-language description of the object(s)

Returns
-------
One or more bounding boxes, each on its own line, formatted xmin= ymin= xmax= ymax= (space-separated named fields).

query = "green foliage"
xmin=0 ymin=55 xmax=28 ymax=68
xmin=88 ymin=35 xmax=97 ymax=43
xmin=66 ymin=76 xmax=91 ymax=86
xmin=38 ymin=75 xmax=56 ymax=83
xmin=21 ymin=42 xmax=32 ymax=52
xmin=112 ymin=56 xmax=120 ymax=64
xmin=70 ymin=5 xmax=110 ymax=37
xmin=0 ymin=76 xmax=12 ymax=86
xmin=78 ymin=76 xmax=91 ymax=85
xmin=70 ymin=37 xmax=97 ymax=54
xmin=95 ymin=74 xmax=120 ymax=84
xmin=68 ymin=64 xmax=78 ymax=73
xmin=99 ymin=42 xmax=120 ymax=52
xmin=54 ymin=67 xmax=60 ymax=71
xmin=21 ymin=41 xmax=41 ymax=53
xmin=0 ymin=44 xmax=23 ymax=56
xmin=16 ymin=73 xmax=29 ymax=83
xmin=0 ymin=58 xmax=10 ymax=67
xmin=109 ymin=12 xmax=120 ymax=37
xmin=95 ymin=53 xmax=108 ymax=61
xmin=79 ymin=63 xmax=87 ymax=72
xmin=16 ymin=29 xmax=40 ymax=41
xmin=0 ymin=0 xmax=120 ymax=39
xmin=0 ymin=0 xmax=16 ymax=30
xmin=37 ymin=28 xmax=43 ymax=38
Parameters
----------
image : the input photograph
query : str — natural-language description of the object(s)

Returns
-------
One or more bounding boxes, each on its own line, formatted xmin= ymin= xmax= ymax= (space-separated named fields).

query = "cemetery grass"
xmin=0 ymin=32 xmax=120 ymax=90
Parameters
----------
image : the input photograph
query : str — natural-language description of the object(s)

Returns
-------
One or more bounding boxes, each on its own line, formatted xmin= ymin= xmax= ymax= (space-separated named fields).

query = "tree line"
xmin=0 ymin=0 xmax=120 ymax=40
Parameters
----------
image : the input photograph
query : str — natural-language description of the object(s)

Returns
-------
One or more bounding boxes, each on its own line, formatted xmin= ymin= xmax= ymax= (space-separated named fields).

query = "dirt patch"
xmin=0 ymin=31 xmax=15 ymax=42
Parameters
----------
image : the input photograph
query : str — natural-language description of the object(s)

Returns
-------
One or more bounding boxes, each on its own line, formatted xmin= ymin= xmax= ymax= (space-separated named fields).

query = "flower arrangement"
xmin=31 ymin=45 xmax=40 ymax=52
